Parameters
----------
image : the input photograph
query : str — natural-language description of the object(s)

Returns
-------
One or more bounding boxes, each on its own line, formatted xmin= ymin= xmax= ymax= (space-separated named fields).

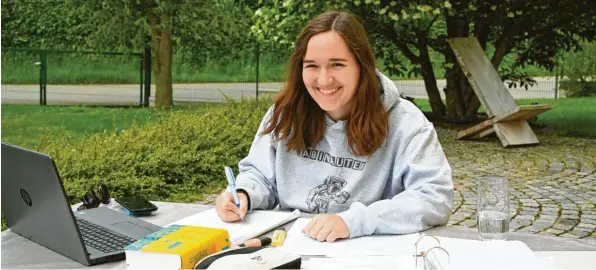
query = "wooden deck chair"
xmin=447 ymin=37 xmax=552 ymax=147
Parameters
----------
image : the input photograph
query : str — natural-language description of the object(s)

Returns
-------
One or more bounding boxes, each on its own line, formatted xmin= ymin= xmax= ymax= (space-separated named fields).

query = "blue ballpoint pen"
xmin=224 ymin=166 xmax=243 ymax=220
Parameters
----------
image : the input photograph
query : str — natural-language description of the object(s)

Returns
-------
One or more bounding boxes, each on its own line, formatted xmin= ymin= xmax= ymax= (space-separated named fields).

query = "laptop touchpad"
xmin=110 ymin=222 xmax=155 ymax=237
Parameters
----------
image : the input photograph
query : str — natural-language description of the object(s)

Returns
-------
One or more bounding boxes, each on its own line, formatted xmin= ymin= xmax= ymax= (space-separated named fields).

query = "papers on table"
xmin=301 ymin=256 xmax=414 ymax=270
xmin=279 ymin=218 xmax=547 ymax=269
xmin=428 ymin=236 xmax=549 ymax=270
xmin=170 ymin=213 xmax=551 ymax=269
xmin=170 ymin=208 xmax=300 ymax=246
xmin=278 ymin=218 xmax=420 ymax=257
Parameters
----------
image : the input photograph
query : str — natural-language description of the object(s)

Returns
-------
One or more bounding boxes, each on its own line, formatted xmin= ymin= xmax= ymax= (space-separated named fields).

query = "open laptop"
xmin=1 ymin=142 xmax=162 ymax=266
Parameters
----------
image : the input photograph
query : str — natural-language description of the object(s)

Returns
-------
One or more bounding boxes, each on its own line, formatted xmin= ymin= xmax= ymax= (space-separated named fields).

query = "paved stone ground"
xmin=440 ymin=125 xmax=596 ymax=239
xmin=200 ymin=125 xmax=596 ymax=240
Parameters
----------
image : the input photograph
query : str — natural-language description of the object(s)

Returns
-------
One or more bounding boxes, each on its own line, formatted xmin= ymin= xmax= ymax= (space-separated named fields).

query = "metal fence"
xmin=1 ymin=47 xmax=568 ymax=106
xmin=1 ymin=48 xmax=150 ymax=106
xmin=395 ymin=77 xmax=563 ymax=100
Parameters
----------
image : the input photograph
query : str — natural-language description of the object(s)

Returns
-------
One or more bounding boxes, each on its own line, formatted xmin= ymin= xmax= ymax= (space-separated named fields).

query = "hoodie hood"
xmin=376 ymin=69 xmax=401 ymax=112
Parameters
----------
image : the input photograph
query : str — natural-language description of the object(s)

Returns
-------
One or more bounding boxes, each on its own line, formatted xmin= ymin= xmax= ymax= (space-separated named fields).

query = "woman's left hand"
xmin=302 ymin=214 xmax=350 ymax=242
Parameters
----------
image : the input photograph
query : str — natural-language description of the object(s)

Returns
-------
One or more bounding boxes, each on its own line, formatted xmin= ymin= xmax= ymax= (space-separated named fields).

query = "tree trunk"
xmin=446 ymin=57 xmax=480 ymax=119
xmin=148 ymin=9 xmax=174 ymax=109
xmin=444 ymin=64 xmax=463 ymax=118
xmin=463 ymin=74 xmax=480 ymax=117
xmin=416 ymin=30 xmax=445 ymax=118
xmin=153 ymin=26 xmax=173 ymax=109
xmin=444 ymin=16 xmax=479 ymax=120
xmin=491 ymin=34 xmax=510 ymax=69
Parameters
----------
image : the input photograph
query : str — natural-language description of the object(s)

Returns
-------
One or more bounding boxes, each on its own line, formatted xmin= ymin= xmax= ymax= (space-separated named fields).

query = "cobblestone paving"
xmin=441 ymin=127 xmax=596 ymax=240
xmin=200 ymin=127 xmax=596 ymax=240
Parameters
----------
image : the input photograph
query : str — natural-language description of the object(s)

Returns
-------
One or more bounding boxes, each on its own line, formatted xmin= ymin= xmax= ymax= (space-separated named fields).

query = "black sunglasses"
xmin=77 ymin=182 xmax=111 ymax=211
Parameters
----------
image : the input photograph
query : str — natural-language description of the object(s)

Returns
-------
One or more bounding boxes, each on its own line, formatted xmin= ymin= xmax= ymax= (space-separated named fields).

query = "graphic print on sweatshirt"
xmin=306 ymin=175 xmax=351 ymax=213
xmin=301 ymin=149 xmax=366 ymax=171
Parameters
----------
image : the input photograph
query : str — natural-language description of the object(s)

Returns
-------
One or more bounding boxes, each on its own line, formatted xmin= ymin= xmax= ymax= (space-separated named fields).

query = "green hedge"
xmin=2 ymin=98 xmax=271 ymax=231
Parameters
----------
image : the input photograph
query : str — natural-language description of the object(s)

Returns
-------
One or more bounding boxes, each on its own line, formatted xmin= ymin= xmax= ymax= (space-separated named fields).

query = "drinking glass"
xmin=476 ymin=177 xmax=510 ymax=240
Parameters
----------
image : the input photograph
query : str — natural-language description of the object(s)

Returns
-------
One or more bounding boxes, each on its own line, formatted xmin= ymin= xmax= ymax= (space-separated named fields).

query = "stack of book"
xmin=124 ymin=225 xmax=230 ymax=269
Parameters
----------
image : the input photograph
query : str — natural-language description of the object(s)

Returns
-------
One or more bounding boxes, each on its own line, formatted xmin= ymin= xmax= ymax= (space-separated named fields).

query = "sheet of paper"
xmin=170 ymin=208 xmax=300 ymax=245
xmin=278 ymin=218 xmax=420 ymax=257
xmin=301 ymin=256 xmax=415 ymax=270
xmin=534 ymin=251 xmax=596 ymax=269
xmin=424 ymin=236 xmax=547 ymax=270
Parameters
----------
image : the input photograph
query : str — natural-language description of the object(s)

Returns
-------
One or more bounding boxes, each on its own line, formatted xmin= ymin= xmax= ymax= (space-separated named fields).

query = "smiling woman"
xmin=214 ymin=11 xmax=454 ymax=243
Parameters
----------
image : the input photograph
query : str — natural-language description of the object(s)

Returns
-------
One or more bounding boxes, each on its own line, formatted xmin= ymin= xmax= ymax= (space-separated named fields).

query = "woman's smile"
xmin=317 ymin=86 xmax=342 ymax=96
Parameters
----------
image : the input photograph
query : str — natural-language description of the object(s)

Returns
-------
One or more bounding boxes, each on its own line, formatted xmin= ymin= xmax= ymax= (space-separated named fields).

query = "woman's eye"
xmin=304 ymin=64 xmax=317 ymax=69
xmin=331 ymin=63 xmax=345 ymax=67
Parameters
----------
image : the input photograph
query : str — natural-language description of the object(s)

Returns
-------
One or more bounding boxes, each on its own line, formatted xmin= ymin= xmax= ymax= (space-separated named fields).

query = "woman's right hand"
xmin=215 ymin=191 xmax=248 ymax=222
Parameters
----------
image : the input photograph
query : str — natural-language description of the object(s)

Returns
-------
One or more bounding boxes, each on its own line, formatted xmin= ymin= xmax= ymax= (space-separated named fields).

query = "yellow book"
xmin=125 ymin=225 xmax=230 ymax=269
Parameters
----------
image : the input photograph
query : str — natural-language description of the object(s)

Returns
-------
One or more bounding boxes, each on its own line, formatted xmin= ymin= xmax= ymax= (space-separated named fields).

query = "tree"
xmin=1 ymin=1 xmax=89 ymax=50
xmin=2 ymin=0 xmax=254 ymax=109
xmin=67 ymin=0 xmax=184 ymax=109
xmin=252 ymin=0 xmax=596 ymax=119
xmin=75 ymin=0 xmax=255 ymax=109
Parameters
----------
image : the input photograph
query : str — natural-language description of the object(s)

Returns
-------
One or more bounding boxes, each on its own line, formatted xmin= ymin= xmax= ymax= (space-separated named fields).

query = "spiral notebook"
xmin=170 ymin=208 xmax=301 ymax=245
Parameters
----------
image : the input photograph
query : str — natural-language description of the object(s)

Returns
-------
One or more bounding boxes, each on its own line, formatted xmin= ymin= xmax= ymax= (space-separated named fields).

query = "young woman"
xmin=215 ymin=11 xmax=453 ymax=243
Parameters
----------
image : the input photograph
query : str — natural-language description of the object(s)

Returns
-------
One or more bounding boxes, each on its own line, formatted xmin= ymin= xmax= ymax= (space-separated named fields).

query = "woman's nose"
xmin=316 ymin=70 xmax=334 ymax=87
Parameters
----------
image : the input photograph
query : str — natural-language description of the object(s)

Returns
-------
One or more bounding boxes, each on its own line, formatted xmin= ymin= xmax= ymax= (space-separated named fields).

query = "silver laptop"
xmin=1 ymin=142 xmax=162 ymax=266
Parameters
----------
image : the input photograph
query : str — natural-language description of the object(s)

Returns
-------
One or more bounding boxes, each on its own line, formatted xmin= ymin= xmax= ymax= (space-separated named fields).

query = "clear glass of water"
xmin=476 ymin=177 xmax=510 ymax=240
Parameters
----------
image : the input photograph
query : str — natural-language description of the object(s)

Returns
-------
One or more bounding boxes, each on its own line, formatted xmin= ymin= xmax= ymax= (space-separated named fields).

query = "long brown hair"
xmin=262 ymin=11 xmax=389 ymax=157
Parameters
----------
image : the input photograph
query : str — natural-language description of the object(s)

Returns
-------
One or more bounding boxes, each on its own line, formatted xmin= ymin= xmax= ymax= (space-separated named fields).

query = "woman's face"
xmin=302 ymin=31 xmax=360 ymax=121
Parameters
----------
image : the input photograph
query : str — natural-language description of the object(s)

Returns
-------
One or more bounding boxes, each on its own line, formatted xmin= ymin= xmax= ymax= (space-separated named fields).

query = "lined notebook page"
xmin=170 ymin=209 xmax=301 ymax=245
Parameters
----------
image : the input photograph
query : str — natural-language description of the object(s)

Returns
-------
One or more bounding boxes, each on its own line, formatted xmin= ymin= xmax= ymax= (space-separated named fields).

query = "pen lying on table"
xmin=238 ymin=237 xmax=272 ymax=247
xmin=238 ymin=228 xmax=287 ymax=248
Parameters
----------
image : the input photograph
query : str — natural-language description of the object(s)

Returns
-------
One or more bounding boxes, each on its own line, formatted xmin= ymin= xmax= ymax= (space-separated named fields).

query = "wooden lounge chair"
xmin=447 ymin=37 xmax=552 ymax=147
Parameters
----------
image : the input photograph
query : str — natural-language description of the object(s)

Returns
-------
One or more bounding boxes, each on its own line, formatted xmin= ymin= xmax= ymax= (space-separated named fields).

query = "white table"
xmin=2 ymin=201 xmax=596 ymax=269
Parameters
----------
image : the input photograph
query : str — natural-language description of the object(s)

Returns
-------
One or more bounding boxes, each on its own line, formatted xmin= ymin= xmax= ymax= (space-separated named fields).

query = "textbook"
xmin=124 ymin=225 xmax=230 ymax=269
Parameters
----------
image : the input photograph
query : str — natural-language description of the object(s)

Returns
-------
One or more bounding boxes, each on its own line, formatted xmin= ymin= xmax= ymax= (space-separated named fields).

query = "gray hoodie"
xmin=235 ymin=71 xmax=454 ymax=238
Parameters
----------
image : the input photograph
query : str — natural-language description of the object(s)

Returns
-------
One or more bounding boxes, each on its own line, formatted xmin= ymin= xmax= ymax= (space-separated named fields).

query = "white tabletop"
xmin=2 ymin=201 xmax=595 ymax=269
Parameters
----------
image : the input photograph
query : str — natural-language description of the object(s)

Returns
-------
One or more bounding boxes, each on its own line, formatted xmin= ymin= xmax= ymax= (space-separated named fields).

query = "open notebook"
xmin=170 ymin=209 xmax=301 ymax=246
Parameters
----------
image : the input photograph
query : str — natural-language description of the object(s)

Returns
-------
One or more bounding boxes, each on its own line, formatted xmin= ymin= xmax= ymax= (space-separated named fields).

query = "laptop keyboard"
xmin=75 ymin=217 xmax=136 ymax=253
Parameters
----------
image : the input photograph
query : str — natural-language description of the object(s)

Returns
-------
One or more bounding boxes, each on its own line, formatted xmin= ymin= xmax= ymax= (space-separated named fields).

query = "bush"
xmin=558 ymin=41 xmax=596 ymax=97
xmin=560 ymin=80 xmax=596 ymax=97
xmin=37 ymin=98 xmax=271 ymax=205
